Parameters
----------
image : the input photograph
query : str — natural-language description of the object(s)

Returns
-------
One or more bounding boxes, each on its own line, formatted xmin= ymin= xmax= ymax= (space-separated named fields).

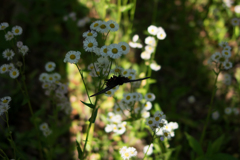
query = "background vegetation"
xmin=0 ymin=0 xmax=240 ymax=159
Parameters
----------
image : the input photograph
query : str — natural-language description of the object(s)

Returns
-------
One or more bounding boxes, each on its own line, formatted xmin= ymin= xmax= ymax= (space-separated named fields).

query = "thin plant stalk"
xmin=200 ymin=69 xmax=220 ymax=145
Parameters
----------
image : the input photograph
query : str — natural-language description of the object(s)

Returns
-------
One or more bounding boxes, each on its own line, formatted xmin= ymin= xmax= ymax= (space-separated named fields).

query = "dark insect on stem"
xmin=90 ymin=75 xmax=150 ymax=97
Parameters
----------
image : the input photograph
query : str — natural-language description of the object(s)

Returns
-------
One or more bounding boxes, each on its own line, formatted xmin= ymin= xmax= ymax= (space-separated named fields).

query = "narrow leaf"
xmin=210 ymin=135 xmax=224 ymax=154
xmin=76 ymin=140 xmax=83 ymax=159
xmin=120 ymin=3 xmax=134 ymax=12
xmin=185 ymin=132 xmax=204 ymax=156
xmin=80 ymin=100 xmax=94 ymax=109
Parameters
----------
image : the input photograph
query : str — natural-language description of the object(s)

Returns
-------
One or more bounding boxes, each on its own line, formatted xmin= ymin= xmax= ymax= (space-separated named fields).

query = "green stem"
xmin=76 ymin=64 xmax=93 ymax=104
xmin=200 ymin=70 xmax=220 ymax=145
xmin=5 ymin=113 xmax=16 ymax=159
xmin=82 ymin=81 xmax=101 ymax=159
xmin=20 ymin=75 xmax=44 ymax=160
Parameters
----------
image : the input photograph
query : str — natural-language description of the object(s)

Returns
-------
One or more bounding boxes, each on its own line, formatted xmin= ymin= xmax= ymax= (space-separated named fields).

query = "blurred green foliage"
xmin=1 ymin=0 xmax=240 ymax=160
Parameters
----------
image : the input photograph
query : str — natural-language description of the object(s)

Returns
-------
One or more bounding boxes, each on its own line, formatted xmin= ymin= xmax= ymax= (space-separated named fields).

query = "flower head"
xmin=83 ymin=37 xmax=98 ymax=52
xmin=9 ymin=68 xmax=19 ymax=79
xmin=19 ymin=45 xmax=29 ymax=56
xmin=145 ymin=93 xmax=155 ymax=101
xmin=231 ymin=18 xmax=240 ymax=26
xmin=45 ymin=62 xmax=56 ymax=72
xmin=107 ymin=44 xmax=123 ymax=59
xmin=0 ymin=22 xmax=9 ymax=30
xmin=12 ymin=26 xmax=23 ymax=35
xmin=64 ymin=51 xmax=81 ymax=64
xmin=118 ymin=42 xmax=130 ymax=55
xmin=82 ymin=30 xmax=97 ymax=38
xmin=2 ymin=49 xmax=15 ymax=61
xmin=157 ymin=27 xmax=166 ymax=40
xmin=1 ymin=96 xmax=11 ymax=105
xmin=0 ymin=64 xmax=8 ymax=74
xmin=5 ymin=31 xmax=14 ymax=41
xmin=107 ymin=20 xmax=119 ymax=32
xmin=90 ymin=20 xmax=102 ymax=31
xmin=148 ymin=25 xmax=158 ymax=35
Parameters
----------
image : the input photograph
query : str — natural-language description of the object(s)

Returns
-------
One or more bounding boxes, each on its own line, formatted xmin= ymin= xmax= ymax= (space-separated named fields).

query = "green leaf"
xmin=185 ymin=132 xmax=204 ymax=156
xmin=76 ymin=140 xmax=83 ymax=159
xmin=210 ymin=134 xmax=224 ymax=154
xmin=147 ymin=78 xmax=157 ymax=84
xmin=80 ymin=100 xmax=94 ymax=109
xmin=89 ymin=108 xmax=99 ymax=123
xmin=21 ymin=97 xmax=29 ymax=105
xmin=120 ymin=3 xmax=134 ymax=12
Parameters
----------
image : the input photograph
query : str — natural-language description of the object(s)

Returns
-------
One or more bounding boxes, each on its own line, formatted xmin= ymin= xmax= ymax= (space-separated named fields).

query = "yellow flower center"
xmin=159 ymin=123 xmax=164 ymax=127
xmin=90 ymin=66 xmax=94 ymax=69
xmin=49 ymin=77 xmax=53 ymax=80
xmin=149 ymin=120 xmax=153 ymax=124
xmin=6 ymin=52 xmax=11 ymax=56
xmin=2 ymin=67 xmax=6 ymax=71
xmin=151 ymin=29 xmax=154 ymax=32
xmin=1 ymin=26 xmax=5 ymax=29
xmin=148 ymin=95 xmax=152 ymax=98
xmin=112 ymin=48 xmax=118 ymax=54
xmin=103 ymin=48 xmax=108 ymax=53
xmin=100 ymin=24 xmax=106 ymax=29
xmin=164 ymin=132 xmax=168 ymax=137
xmin=224 ymin=52 xmax=229 ymax=55
xmin=155 ymin=117 xmax=159 ymax=121
xmin=12 ymin=71 xmax=17 ymax=76
xmin=70 ymin=54 xmax=76 ymax=60
xmin=121 ymin=45 xmax=126 ymax=51
xmin=215 ymin=55 xmax=219 ymax=59
xmin=88 ymin=43 xmax=93 ymax=47
xmin=3 ymin=99 xmax=8 ymax=103
xmin=123 ymin=71 xmax=127 ymax=75
xmin=48 ymin=64 xmax=52 ymax=68
xmin=110 ymin=23 xmax=115 ymax=28
xmin=87 ymin=32 xmax=93 ymax=36
xmin=128 ymin=76 xmax=132 ymax=79
xmin=117 ymin=108 xmax=121 ymax=111
xmin=115 ymin=69 xmax=120 ymax=72
xmin=226 ymin=63 xmax=230 ymax=67
xmin=219 ymin=57 xmax=225 ymax=62
xmin=15 ymin=29 xmax=19 ymax=33
xmin=94 ymin=23 xmax=99 ymax=27
xmin=126 ymin=96 xmax=131 ymax=100
xmin=124 ymin=152 xmax=130 ymax=157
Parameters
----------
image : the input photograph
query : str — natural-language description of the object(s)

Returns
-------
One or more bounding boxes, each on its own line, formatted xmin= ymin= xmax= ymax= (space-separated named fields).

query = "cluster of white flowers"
xmin=212 ymin=107 xmax=239 ymax=120
xmin=84 ymin=20 xmax=129 ymax=59
xmin=231 ymin=18 xmax=240 ymax=26
xmin=0 ymin=96 xmax=11 ymax=116
xmin=39 ymin=122 xmax=52 ymax=137
xmin=105 ymin=112 xmax=127 ymax=135
xmin=39 ymin=62 xmax=72 ymax=114
xmin=224 ymin=107 xmax=239 ymax=115
xmin=129 ymin=34 xmax=143 ymax=48
xmin=0 ymin=22 xmax=23 ymax=41
xmin=119 ymin=146 xmax=137 ymax=160
xmin=138 ymin=25 xmax=165 ymax=71
xmin=211 ymin=42 xmax=233 ymax=70
xmin=63 ymin=12 xmax=90 ymax=27
xmin=145 ymin=110 xmax=178 ymax=140
xmin=0 ymin=63 xmax=20 ymax=79
xmin=0 ymin=23 xmax=29 ymax=79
